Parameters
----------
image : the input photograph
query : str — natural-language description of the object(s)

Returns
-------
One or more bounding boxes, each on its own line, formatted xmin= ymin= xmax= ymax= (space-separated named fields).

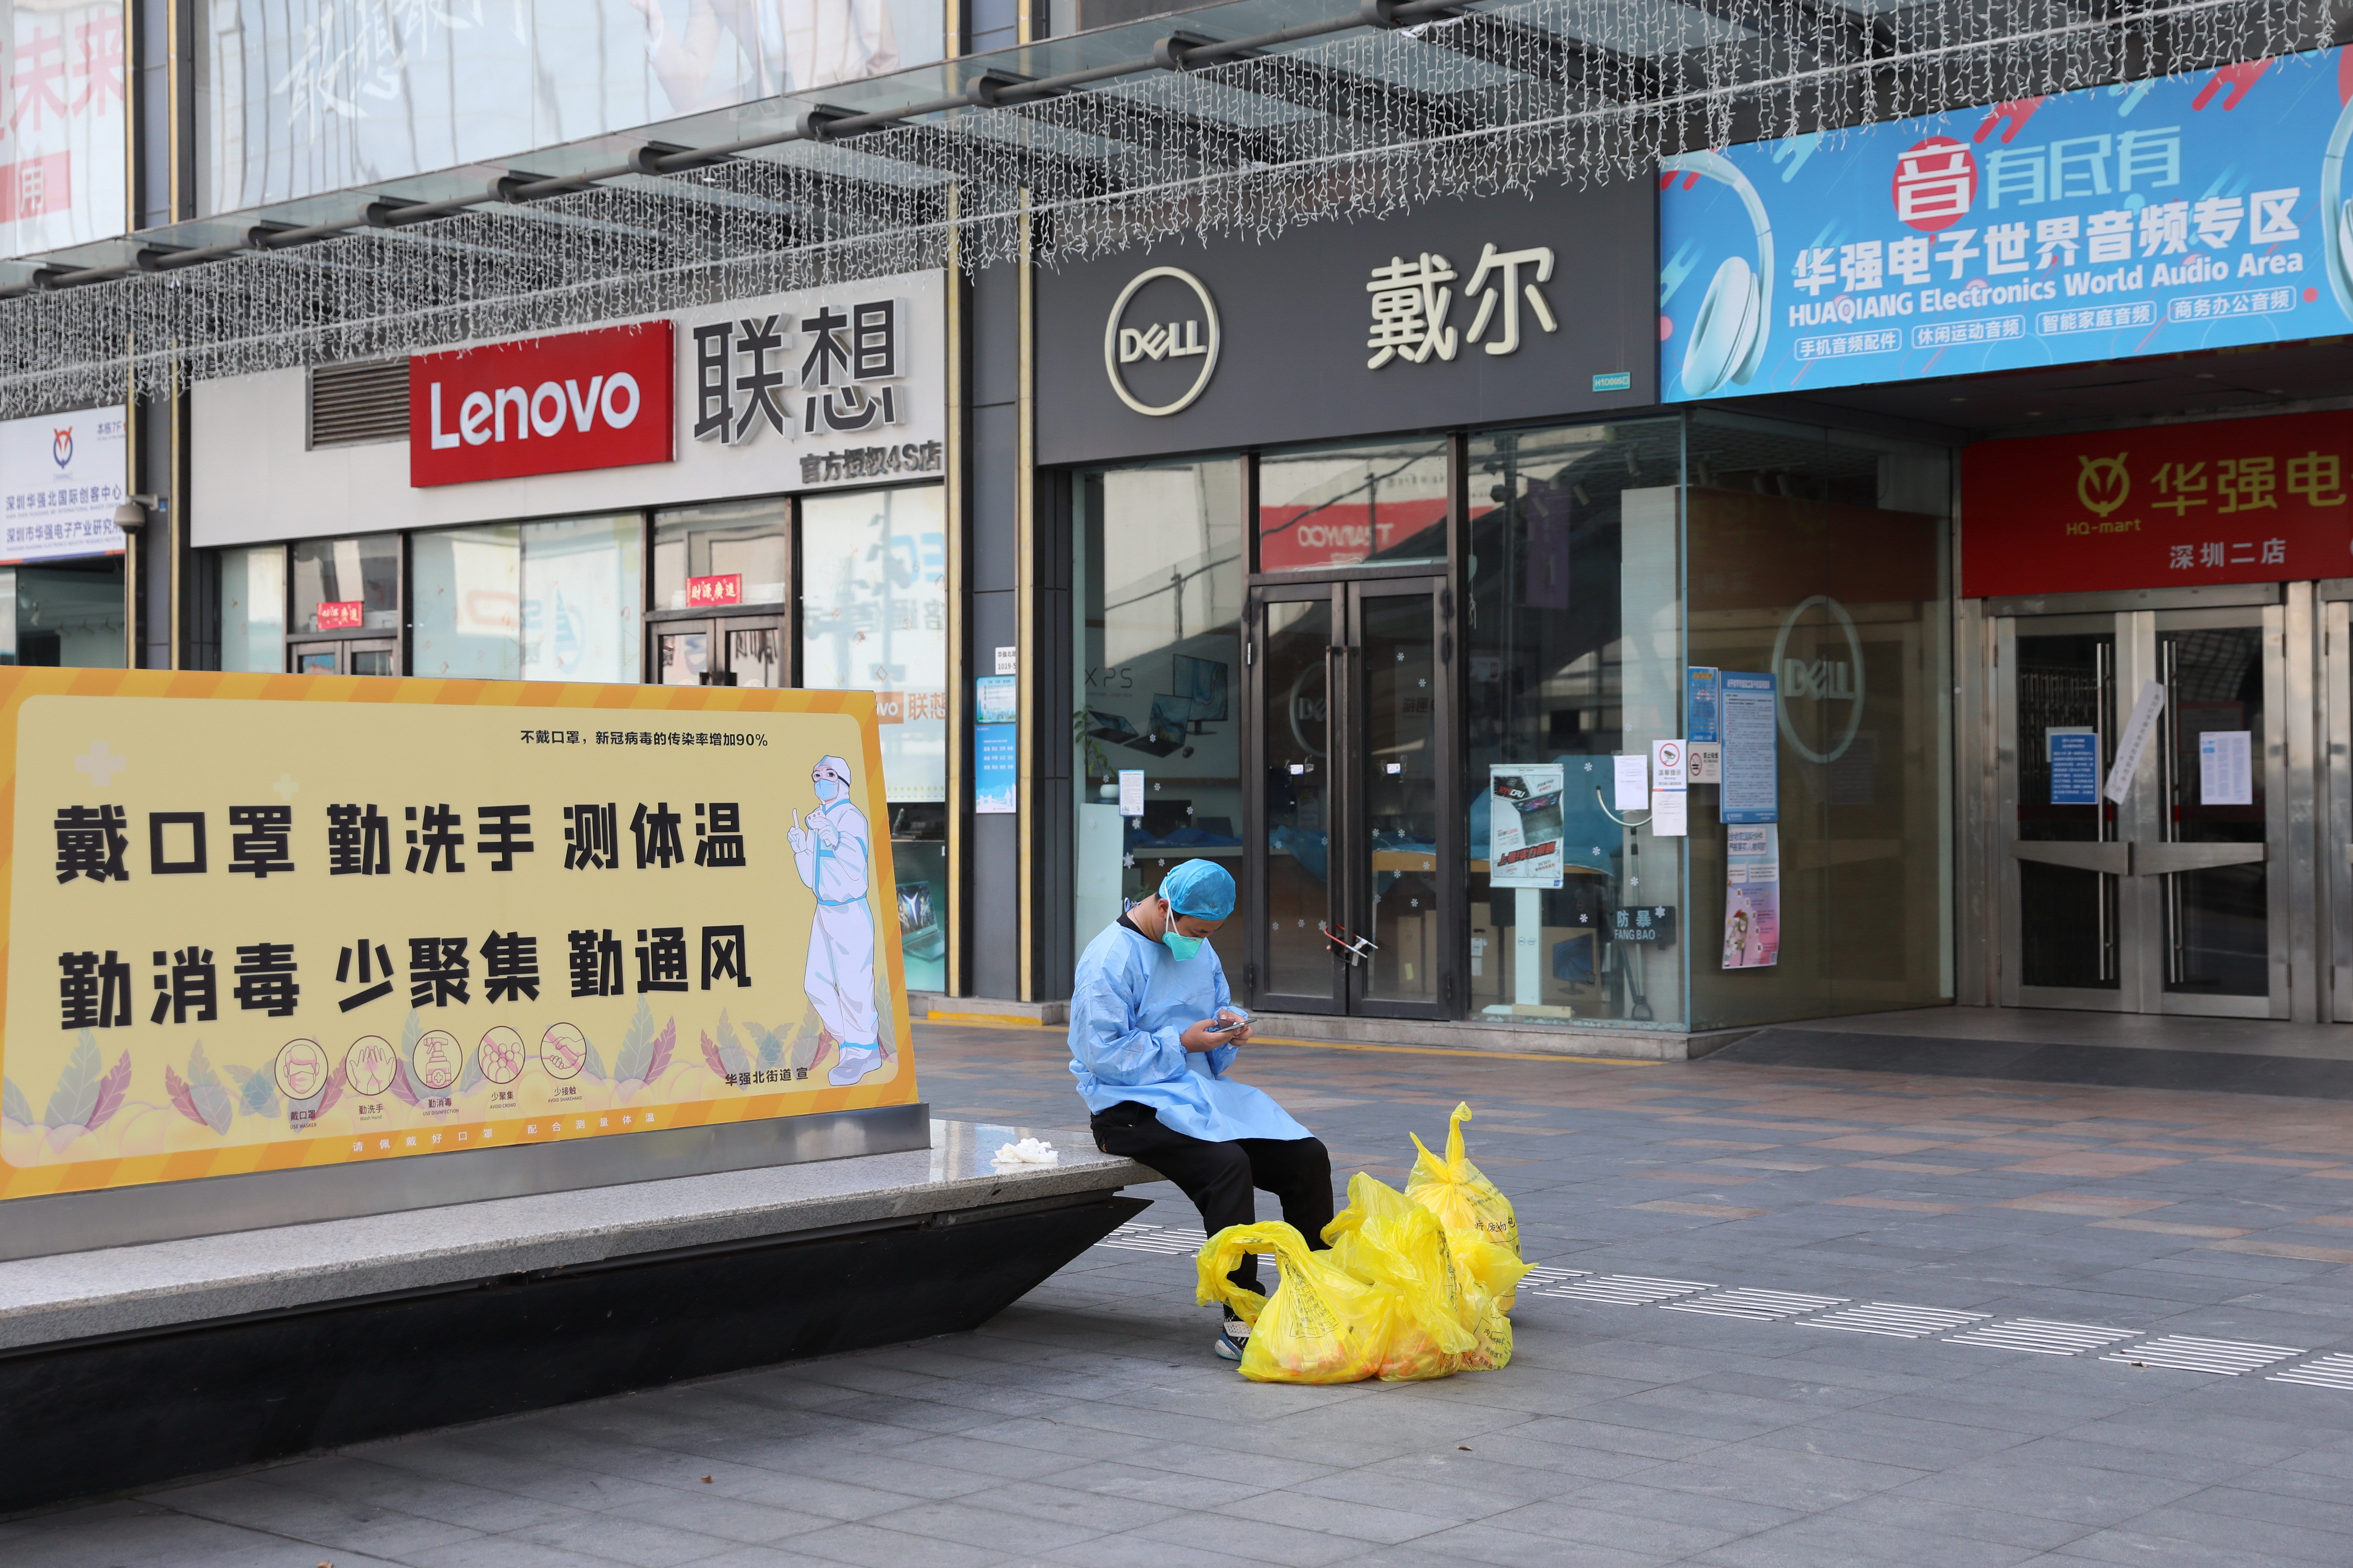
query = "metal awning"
xmin=0 ymin=0 xmax=2302 ymax=415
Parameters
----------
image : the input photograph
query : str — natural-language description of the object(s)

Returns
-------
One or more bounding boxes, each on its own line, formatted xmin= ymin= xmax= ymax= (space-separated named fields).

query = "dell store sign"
xmin=1659 ymin=46 xmax=2351 ymax=400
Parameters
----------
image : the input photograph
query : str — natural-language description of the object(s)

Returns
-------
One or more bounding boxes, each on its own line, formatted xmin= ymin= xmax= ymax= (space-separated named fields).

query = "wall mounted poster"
xmin=1488 ymin=764 xmax=1566 ymax=888
xmin=2200 ymin=729 xmax=2253 ymax=805
xmin=1723 ymin=822 xmax=1781 ymax=969
xmin=2048 ymin=726 xmax=2100 ymax=805
xmin=973 ymin=674 xmax=1017 ymax=815
xmin=1719 ymin=670 xmax=1780 ymax=823
xmin=0 ymin=670 xmax=915 ymax=1205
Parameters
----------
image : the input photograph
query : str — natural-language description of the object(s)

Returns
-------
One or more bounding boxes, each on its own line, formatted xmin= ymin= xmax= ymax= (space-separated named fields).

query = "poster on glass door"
xmin=1723 ymin=822 xmax=1781 ymax=969
xmin=1488 ymin=764 xmax=1566 ymax=888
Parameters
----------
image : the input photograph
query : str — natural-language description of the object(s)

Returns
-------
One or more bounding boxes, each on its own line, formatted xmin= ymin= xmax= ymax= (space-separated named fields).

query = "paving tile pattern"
xmin=19 ymin=1025 xmax=2353 ymax=1565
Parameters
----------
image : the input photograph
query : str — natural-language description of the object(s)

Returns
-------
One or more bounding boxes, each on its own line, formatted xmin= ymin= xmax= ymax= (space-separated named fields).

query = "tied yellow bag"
xmin=1446 ymin=1232 xmax=1532 ymax=1370
xmin=1195 ymin=1221 xmax=1394 ymax=1384
xmin=1406 ymin=1101 xmax=1521 ymax=1256
xmin=1322 ymin=1173 xmax=1477 ymax=1381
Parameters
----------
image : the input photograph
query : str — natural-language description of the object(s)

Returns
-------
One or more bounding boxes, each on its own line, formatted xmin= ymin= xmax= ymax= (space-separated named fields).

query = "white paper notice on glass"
xmin=1718 ymin=670 xmax=1779 ymax=824
xmin=1118 ymin=769 xmax=1145 ymax=817
xmin=1650 ymin=787 xmax=1689 ymax=837
xmin=1613 ymin=754 xmax=1650 ymax=812
xmin=2104 ymin=680 xmax=2166 ymax=804
xmin=2199 ymin=730 xmax=2253 ymax=806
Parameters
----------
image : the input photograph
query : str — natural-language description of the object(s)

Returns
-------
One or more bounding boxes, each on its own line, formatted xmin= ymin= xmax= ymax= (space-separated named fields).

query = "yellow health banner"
xmin=0 ymin=670 xmax=915 ymax=1202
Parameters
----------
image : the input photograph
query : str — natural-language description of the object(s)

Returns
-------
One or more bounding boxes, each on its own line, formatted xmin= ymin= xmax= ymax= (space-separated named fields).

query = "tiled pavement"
xmin=20 ymin=1021 xmax=2353 ymax=1566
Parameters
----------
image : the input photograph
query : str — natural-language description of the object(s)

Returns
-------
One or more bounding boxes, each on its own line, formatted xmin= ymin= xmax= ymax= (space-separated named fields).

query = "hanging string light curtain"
xmin=0 ymin=0 xmax=2311 ymax=416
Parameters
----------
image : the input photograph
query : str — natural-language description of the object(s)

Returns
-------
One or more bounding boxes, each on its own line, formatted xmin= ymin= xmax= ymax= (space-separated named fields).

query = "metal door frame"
xmin=1245 ymin=579 xmax=1346 ymax=1015
xmin=2322 ymin=591 xmax=2353 ymax=1022
xmin=1341 ymin=578 xmax=1456 ymax=1020
xmin=1242 ymin=574 xmax=1456 ymax=1020
xmin=1996 ymin=603 xmax=2289 ymax=1019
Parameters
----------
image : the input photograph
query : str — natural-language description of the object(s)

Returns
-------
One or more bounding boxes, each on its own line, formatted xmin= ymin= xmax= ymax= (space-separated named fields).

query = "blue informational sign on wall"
xmin=1660 ymin=48 xmax=2353 ymax=400
xmin=2048 ymin=727 xmax=2102 ymax=805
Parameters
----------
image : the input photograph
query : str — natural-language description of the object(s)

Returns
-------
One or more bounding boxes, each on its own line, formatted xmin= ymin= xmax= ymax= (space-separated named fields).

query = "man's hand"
xmin=1181 ymin=1012 xmax=1250 ymax=1052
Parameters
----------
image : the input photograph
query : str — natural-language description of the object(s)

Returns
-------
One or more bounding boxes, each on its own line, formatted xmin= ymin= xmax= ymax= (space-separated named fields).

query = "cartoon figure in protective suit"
xmin=789 ymin=754 xmax=886 ymax=1085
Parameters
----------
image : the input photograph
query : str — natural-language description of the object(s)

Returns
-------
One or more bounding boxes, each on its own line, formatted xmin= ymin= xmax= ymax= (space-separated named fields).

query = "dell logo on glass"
xmin=410 ymin=322 xmax=675 ymax=488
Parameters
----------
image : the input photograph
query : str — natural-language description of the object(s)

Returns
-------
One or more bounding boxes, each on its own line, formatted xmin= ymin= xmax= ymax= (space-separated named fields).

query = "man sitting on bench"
xmin=1067 ymin=859 xmax=1335 ymax=1361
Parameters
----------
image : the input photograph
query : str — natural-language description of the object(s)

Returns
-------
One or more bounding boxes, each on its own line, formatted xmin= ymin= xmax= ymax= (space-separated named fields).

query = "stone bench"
xmin=0 ymin=1118 xmax=1147 ymax=1513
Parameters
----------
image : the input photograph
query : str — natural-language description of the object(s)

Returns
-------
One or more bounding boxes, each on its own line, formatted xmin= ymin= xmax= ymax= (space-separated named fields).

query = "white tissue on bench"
xmin=991 ymin=1137 xmax=1059 ymax=1166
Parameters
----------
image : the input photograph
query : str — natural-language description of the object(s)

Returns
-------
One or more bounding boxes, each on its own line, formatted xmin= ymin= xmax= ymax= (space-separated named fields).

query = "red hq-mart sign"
xmin=410 ymin=323 xmax=675 ymax=487
xmin=1962 ymin=410 xmax=2353 ymax=597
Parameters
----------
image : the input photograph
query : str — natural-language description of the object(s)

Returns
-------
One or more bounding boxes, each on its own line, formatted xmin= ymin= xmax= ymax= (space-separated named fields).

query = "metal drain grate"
xmin=2268 ymin=1354 xmax=2353 ymax=1391
xmin=1662 ymin=1288 xmax=1847 ymax=1321
xmin=1802 ymin=1302 xmax=1989 ymax=1338
xmin=1535 ymin=1274 xmax=1714 ymax=1306
xmin=2104 ymin=1336 xmax=2306 ymax=1375
xmin=1945 ymin=1318 xmax=2142 ymax=1356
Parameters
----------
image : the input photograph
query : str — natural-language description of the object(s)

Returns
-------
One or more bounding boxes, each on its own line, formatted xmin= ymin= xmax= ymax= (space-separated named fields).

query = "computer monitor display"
xmin=1169 ymin=654 xmax=1229 ymax=724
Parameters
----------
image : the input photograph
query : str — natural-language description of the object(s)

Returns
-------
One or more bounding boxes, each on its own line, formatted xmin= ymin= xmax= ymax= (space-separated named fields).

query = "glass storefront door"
xmin=1998 ymin=606 xmax=2285 ymax=1017
xmin=1247 ymin=576 xmax=1453 ymax=1017
xmin=653 ymin=616 xmax=790 ymax=686
xmin=288 ymin=638 xmax=397 ymax=675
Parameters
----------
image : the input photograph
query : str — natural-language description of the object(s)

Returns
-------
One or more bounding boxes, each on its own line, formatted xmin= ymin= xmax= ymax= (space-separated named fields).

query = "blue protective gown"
xmin=1067 ymin=921 xmax=1312 ymax=1143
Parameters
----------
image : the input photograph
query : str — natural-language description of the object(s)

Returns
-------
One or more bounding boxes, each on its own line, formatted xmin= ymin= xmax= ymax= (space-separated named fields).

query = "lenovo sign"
xmin=410 ymin=323 xmax=674 ymax=487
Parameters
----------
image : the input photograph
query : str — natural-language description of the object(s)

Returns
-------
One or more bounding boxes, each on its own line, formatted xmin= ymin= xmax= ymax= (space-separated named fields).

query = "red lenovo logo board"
xmin=409 ymin=323 xmax=674 ymax=487
xmin=1963 ymin=410 xmax=2353 ymax=596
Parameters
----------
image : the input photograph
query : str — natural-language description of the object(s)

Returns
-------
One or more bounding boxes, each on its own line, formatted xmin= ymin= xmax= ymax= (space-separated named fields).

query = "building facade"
xmin=0 ymin=0 xmax=2345 ymax=1054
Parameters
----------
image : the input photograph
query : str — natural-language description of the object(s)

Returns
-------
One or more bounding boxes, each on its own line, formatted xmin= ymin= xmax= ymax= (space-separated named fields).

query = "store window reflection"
xmin=412 ymin=515 xmax=641 ymax=681
xmin=0 ymin=560 xmax=128 ymax=668
xmin=220 ymin=546 xmax=286 ymax=672
xmin=1682 ymin=415 xmax=1952 ymax=1026
xmin=1073 ymin=459 xmax=1246 ymax=974
xmin=800 ymin=485 xmax=949 ymax=992
xmin=1464 ymin=419 xmax=1685 ymax=1027
xmin=292 ymin=535 xmax=399 ymax=635
xmin=1258 ymin=439 xmax=1448 ymax=572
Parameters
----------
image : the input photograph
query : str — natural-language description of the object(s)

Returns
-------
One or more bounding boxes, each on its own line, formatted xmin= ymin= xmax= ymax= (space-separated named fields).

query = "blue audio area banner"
xmin=1660 ymin=48 xmax=2353 ymax=400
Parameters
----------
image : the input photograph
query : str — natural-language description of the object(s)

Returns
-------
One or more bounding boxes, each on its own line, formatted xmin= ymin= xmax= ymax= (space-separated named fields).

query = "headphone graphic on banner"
xmin=2320 ymin=92 xmax=2353 ymax=322
xmin=1663 ymin=151 xmax=1776 ymax=398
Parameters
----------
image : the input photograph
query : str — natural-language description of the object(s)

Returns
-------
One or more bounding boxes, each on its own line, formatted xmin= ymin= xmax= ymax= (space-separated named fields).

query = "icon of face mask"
xmin=813 ymin=763 xmax=849 ymax=802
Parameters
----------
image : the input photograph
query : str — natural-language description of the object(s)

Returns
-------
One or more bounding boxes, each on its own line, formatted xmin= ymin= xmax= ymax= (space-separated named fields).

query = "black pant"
xmin=1090 ymin=1100 xmax=1334 ymax=1300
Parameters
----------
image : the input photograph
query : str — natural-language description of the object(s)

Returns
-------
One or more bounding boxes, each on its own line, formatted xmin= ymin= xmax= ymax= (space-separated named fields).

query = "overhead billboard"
xmin=0 ymin=0 xmax=127 ymax=256
xmin=0 ymin=670 xmax=915 ymax=1205
xmin=200 ymin=0 xmax=942 ymax=214
xmin=1661 ymin=47 xmax=2353 ymax=400
xmin=1962 ymin=409 xmax=2353 ymax=596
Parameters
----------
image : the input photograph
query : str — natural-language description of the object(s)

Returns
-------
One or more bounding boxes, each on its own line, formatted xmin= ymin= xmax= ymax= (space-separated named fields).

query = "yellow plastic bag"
xmin=1323 ymin=1173 xmax=1477 ymax=1381
xmin=1407 ymin=1101 xmax=1521 ymax=1256
xmin=1195 ymin=1221 xmax=1394 ymax=1384
xmin=1445 ymin=1231 xmax=1532 ymax=1370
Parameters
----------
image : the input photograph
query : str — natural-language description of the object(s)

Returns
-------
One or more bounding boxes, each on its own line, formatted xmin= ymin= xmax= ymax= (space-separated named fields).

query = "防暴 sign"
xmin=0 ymin=670 xmax=914 ymax=1204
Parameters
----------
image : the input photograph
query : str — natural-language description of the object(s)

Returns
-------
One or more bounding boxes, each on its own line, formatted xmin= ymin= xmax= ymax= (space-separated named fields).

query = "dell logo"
xmin=1771 ymin=594 xmax=1867 ymax=764
xmin=1104 ymin=266 xmax=1220 ymax=417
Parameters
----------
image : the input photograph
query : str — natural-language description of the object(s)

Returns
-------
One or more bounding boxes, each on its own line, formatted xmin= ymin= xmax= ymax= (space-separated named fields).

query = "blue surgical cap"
xmin=1160 ymin=858 xmax=1236 ymax=920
